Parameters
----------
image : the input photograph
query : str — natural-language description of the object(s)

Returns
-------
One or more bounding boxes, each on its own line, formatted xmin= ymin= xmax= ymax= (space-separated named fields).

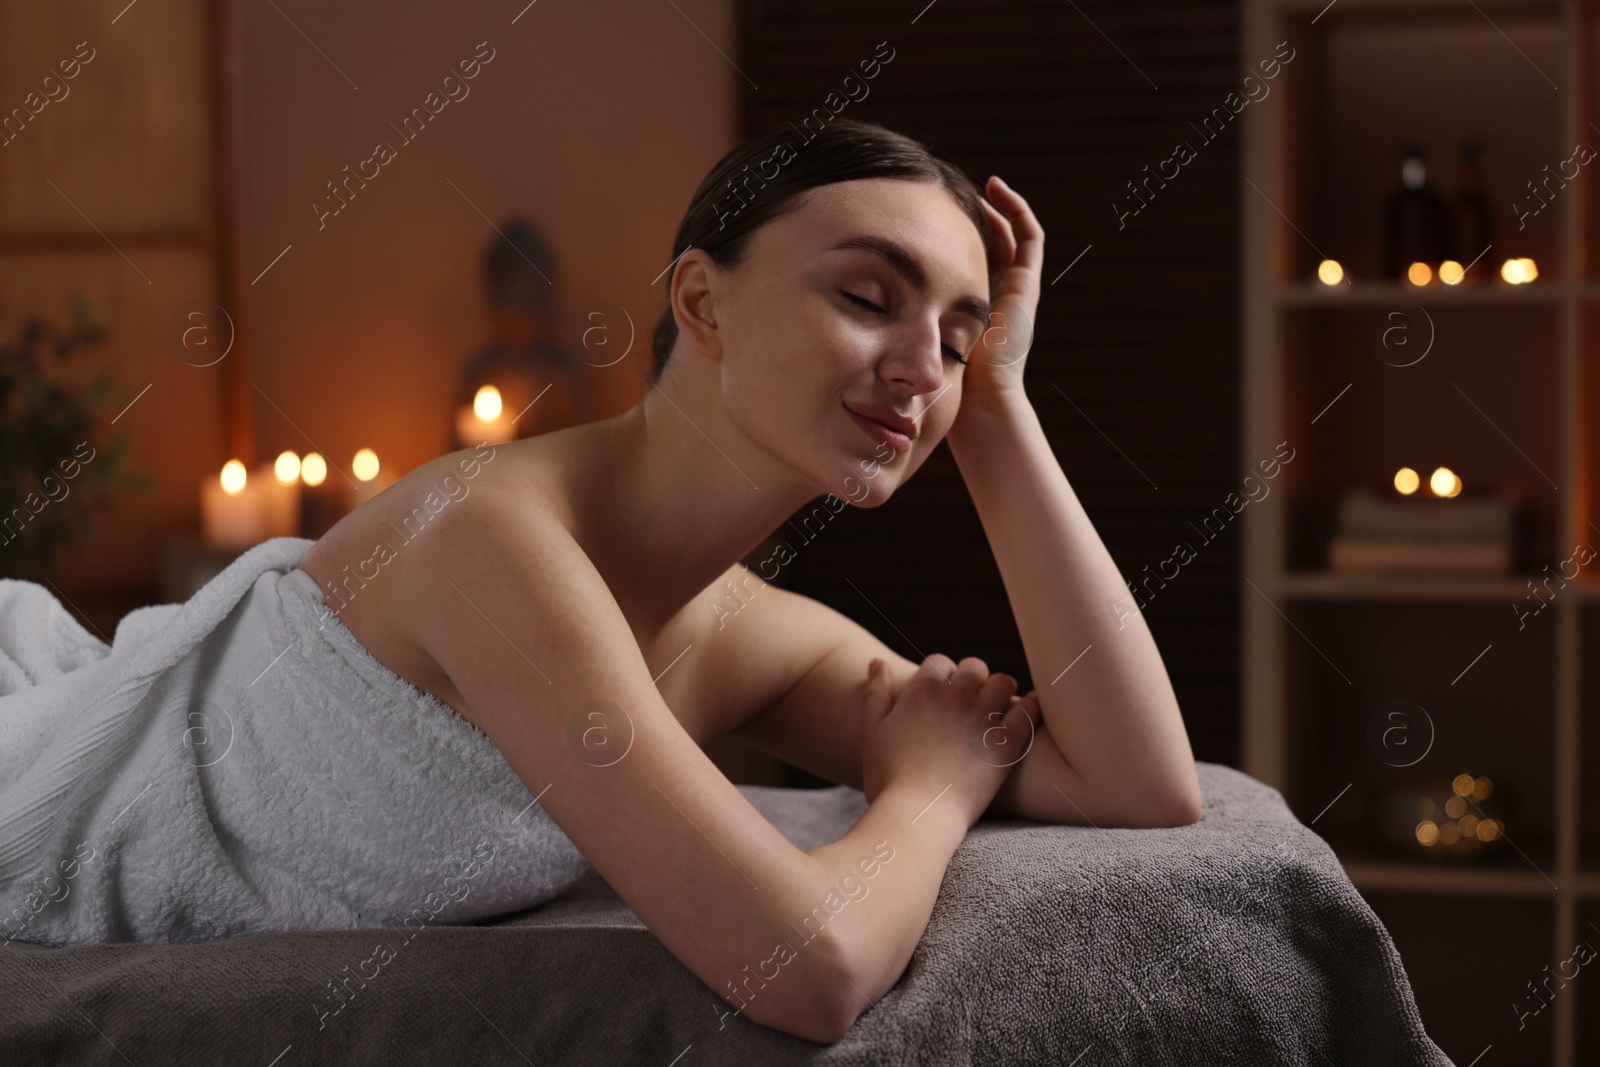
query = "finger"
xmin=979 ymin=192 xmax=1017 ymax=267
xmin=952 ymin=656 xmax=990 ymax=694
xmin=978 ymin=671 xmax=1019 ymax=706
xmin=987 ymin=176 xmax=1045 ymax=277
xmin=1002 ymin=692 xmax=1042 ymax=749
xmin=862 ymin=657 xmax=895 ymax=727
xmin=920 ymin=652 xmax=958 ymax=681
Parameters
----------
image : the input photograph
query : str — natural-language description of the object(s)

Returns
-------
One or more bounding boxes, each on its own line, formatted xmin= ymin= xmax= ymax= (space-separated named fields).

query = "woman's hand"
xmin=859 ymin=653 xmax=1043 ymax=829
xmin=950 ymin=176 xmax=1045 ymax=431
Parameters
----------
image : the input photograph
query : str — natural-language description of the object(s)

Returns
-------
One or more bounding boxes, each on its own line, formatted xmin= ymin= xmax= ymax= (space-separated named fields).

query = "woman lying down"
xmin=0 ymin=118 xmax=1201 ymax=1045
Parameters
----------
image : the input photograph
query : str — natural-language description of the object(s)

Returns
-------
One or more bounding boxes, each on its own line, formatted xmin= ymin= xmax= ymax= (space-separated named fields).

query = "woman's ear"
xmin=670 ymin=250 xmax=724 ymax=360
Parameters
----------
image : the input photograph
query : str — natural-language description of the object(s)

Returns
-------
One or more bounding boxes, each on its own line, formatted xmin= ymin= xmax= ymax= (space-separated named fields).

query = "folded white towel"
xmin=0 ymin=536 xmax=592 ymax=946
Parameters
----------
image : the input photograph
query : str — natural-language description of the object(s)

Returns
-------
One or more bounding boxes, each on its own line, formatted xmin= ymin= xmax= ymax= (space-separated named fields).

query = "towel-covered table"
xmin=0 ymin=761 xmax=1452 ymax=1065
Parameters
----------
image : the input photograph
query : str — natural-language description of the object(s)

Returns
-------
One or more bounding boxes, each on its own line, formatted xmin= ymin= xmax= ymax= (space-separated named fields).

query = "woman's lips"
xmin=845 ymin=404 xmax=912 ymax=453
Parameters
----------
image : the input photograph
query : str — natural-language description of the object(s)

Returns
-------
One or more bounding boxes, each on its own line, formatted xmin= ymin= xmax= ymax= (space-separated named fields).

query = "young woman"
xmin=297 ymin=118 xmax=1201 ymax=1041
xmin=0 ymin=118 xmax=1200 ymax=1044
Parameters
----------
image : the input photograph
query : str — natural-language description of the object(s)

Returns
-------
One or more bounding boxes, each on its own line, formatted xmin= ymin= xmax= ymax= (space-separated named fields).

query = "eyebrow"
xmin=824 ymin=234 xmax=992 ymax=332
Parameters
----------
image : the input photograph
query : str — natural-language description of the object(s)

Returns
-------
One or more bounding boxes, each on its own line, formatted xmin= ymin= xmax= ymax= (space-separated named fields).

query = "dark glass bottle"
xmin=1453 ymin=140 xmax=1493 ymax=284
xmin=1382 ymin=145 xmax=1455 ymax=281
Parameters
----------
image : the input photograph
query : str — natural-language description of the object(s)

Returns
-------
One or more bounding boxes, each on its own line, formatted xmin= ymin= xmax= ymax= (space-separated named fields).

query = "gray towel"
xmin=0 ymin=767 xmax=1455 ymax=1064
xmin=0 ymin=536 xmax=591 ymax=946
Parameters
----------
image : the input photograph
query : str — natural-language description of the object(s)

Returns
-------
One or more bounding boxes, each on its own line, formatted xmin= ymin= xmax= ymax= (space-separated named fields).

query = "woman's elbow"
xmin=1154 ymin=780 xmax=1204 ymax=826
xmin=730 ymin=931 xmax=861 ymax=1044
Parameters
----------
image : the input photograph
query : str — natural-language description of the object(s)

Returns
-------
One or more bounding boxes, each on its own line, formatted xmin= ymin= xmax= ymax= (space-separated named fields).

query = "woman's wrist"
xmin=945 ymin=385 xmax=1035 ymax=455
xmin=873 ymin=777 xmax=977 ymax=842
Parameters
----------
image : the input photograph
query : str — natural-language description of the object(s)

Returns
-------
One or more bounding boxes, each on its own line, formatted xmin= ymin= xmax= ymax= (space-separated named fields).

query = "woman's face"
xmin=705 ymin=177 xmax=991 ymax=506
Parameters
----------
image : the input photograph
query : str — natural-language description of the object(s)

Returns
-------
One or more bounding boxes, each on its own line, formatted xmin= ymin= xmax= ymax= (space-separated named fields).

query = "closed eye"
xmin=839 ymin=290 xmax=969 ymax=366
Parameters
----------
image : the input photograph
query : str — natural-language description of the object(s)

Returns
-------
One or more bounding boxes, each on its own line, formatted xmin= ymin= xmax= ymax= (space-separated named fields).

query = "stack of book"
xmin=1327 ymin=488 xmax=1515 ymax=573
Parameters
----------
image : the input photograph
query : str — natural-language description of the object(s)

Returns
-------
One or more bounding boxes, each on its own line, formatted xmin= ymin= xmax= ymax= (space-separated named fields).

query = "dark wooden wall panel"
xmin=738 ymin=0 xmax=1243 ymax=767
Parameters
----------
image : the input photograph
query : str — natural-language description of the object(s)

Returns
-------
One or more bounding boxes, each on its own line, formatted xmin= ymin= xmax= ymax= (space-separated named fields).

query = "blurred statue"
xmin=453 ymin=219 xmax=588 ymax=445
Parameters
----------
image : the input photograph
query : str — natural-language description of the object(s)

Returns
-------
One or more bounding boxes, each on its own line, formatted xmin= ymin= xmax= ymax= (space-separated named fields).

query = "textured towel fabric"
xmin=0 ymin=766 xmax=1454 ymax=1065
xmin=0 ymin=536 xmax=591 ymax=947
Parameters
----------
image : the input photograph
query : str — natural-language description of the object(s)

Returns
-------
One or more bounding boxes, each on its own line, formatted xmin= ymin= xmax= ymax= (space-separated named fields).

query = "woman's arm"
xmin=948 ymin=393 xmax=1201 ymax=825
xmin=943 ymin=175 xmax=1201 ymax=825
xmin=406 ymin=494 xmax=976 ymax=1043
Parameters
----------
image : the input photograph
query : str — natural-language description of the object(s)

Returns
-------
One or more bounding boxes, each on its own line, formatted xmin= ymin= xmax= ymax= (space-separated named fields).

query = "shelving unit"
xmin=1241 ymin=0 xmax=1598 ymax=1063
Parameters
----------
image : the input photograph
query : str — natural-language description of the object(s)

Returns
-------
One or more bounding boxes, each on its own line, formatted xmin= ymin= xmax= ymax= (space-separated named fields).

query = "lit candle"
xmin=1500 ymin=257 xmax=1538 ymax=284
xmin=1428 ymin=466 xmax=1461 ymax=497
xmin=298 ymin=450 xmax=342 ymax=539
xmin=260 ymin=451 xmax=302 ymax=538
xmin=343 ymin=447 xmax=398 ymax=511
xmin=454 ymin=384 xmax=516 ymax=447
xmin=200 ymin=459 xmax=268 ymax=548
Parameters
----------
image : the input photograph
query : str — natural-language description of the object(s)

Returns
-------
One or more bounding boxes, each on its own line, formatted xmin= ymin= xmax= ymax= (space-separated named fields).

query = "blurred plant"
xmin=0 ymin=294 xmax=150 ymax=578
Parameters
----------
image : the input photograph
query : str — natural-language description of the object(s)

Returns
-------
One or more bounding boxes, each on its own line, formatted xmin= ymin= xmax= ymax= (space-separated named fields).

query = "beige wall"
xmin=5 ymin=0 xmax=736 ymax=598
xmin=240 ymin=0 xmax=737 ymax=474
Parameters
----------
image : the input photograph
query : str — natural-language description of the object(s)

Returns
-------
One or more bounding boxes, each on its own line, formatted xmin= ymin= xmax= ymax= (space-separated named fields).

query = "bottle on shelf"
xmin=1381 ymin=144 xmax=1455 ymax=281
xmin=1453 ymin=139 xmax=1493 ymax=284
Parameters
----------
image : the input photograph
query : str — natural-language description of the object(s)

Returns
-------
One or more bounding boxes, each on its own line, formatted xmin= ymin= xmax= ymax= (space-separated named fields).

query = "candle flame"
xmin=1500 ymin=257 xmax=1538 ymax=284
xmin=274 ymin=450 xmax=301 ymax=485
xmin=1429 ymin=466 xmax=1461 ymax=497
xmin=473 ymin=384 xmax=503 ymax=422
xmin=301 ymin=452 xmax=328 ymax=487
xmin=352 ymin=448 xmax=380 ymax=482
xmin=220 ymin=459 xmax=247 ymax=495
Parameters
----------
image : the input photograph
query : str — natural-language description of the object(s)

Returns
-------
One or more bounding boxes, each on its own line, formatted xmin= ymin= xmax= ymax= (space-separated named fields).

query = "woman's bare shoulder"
xmin=297 ymin=441 xmax=588 ymax=725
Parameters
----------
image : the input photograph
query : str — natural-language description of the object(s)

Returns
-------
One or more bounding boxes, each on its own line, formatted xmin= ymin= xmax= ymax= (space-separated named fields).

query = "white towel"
xmin=0 ymin=536 xmax=592 ymax=946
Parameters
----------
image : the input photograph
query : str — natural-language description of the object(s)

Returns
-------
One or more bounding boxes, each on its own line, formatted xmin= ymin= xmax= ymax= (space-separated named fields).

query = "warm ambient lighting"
xmin=301 ymin=451 xmax=328 ymax=487
xmin=1413 ymin=772 xmax=1501 ymax=855
xmin=1317 ymin=259 xmax=1344 ymax=285
xmin=1406 ymin=261 xmax=1433 ymax=286
xmin=473 ymin=384 xmax=503 ymax=421
xmin=273 ymin=450 xmax=301 ymax=485
xmin=1393 ymin=467 xmax=1420 ymax=495
xmin=352 ymin=448 xmax=380 ymax=481
xmin=1500 ymin=257 xmax=1539 ymax=284
xmin=456 ymin=383 xmax=517 ymax=446
xmin=1438 ymin=260 xmax=1464 ymax=285
xmin=1429 ymin=466 xmax=1461 ymax=497
xmin=219 ymin=459 xmax=247 ymax=495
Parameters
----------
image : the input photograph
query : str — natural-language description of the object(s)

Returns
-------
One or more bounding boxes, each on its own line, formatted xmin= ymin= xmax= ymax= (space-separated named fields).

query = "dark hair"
xmin=648 ymin=118 xmax=999 ymax=385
